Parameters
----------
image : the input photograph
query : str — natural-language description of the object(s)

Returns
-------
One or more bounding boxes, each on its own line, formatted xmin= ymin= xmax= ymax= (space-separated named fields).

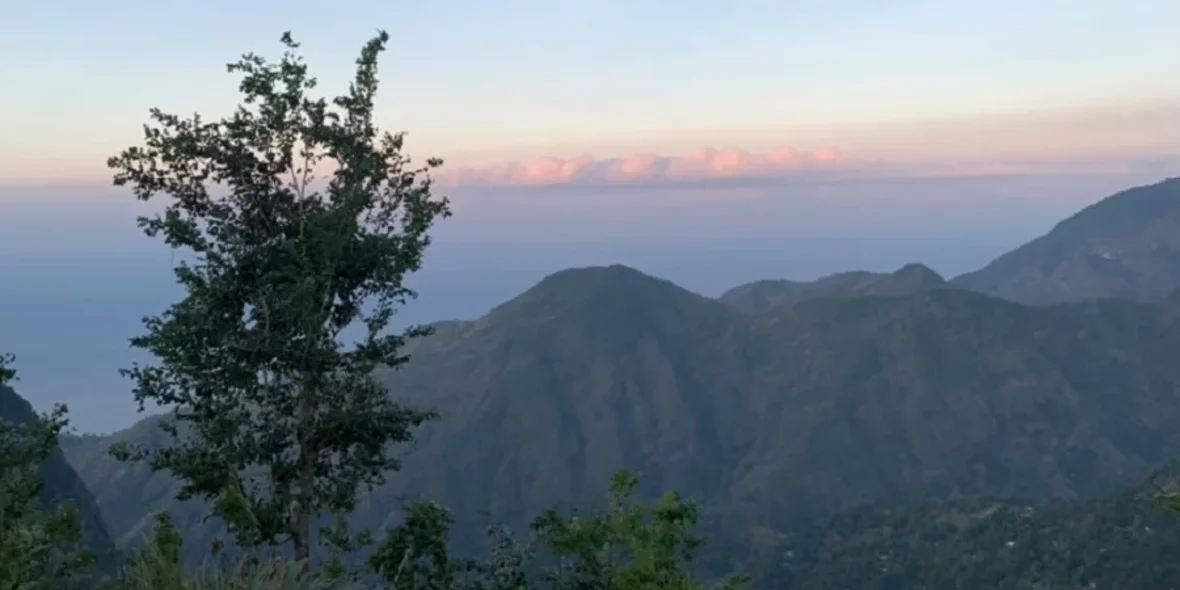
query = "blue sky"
xmin=2 ymin=0 xmax=1179 ymax=184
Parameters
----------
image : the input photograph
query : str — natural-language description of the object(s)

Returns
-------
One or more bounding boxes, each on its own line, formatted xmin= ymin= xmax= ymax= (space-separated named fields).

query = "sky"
xmin=3 ymin=0 xmax=1180 ymax=431
xmin=2 ymin=0 xmax=1180 ymax=187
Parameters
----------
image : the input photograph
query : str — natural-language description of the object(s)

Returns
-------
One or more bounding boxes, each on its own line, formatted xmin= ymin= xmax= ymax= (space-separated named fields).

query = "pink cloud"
xmin=437 ymin=146 xmax=846 ymax=186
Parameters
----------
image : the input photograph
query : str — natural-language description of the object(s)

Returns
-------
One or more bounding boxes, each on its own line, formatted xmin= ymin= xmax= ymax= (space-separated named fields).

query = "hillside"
xmin=59 ymin=264 xmax=1180 ymax=570
xmin=0 ymin=383 xmax=118 ymax=571
xmin=718 ymin=263 xmax=947 ymax=313
xmin=953 ymin=177 xmax=1180 ymax=305
xmin=768 ymin=463 xmax=1180 ymax=589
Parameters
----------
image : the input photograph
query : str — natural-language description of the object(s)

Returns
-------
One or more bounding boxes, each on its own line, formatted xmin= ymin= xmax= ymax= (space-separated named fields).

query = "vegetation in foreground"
xmin=0 ymin=378 xmax=744 ymax=589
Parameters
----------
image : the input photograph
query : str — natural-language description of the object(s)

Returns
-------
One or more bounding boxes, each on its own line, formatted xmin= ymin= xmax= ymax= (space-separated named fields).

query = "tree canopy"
xmin=105 ymin=30 xmax=451 ymax=563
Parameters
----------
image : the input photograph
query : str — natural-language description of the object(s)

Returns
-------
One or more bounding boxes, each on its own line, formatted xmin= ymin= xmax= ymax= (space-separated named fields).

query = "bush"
xmin=105 ymin=513 xmax=356 ymax=590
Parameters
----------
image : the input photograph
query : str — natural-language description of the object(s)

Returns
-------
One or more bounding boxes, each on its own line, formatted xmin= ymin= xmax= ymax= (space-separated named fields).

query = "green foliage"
xmin=369 ymin=501 xmax=464 ymax=590
xmin=366 ymin=470 xmax=747 ymax=590
xmin=111 ymin=513 xmax=186 ymax=589
xmin=104 ymin=28 xmax=450 ymax=563
xmin=317 ymin=515 xmax=374 ymax=585
xmin=0 ymin=352 xmax=15 ymax=385
xmin=531 ymin=470 xmax=748 ymax=590
xmin=0 ymin=402 xmax=97 ymax=589
xmin=109 ymin=512 xmax=340 ymax=589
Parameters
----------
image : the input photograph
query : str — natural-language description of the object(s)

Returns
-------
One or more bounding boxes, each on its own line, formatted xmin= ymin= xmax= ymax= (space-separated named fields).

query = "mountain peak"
xmin=521 ymin=264 xmax=679 ymax=302
xmin=534 ymin=264 xmax=653 ymax=289
xmin=1051 ymin=176 xmax=1180 ymax=236
xmin=891 ymin=263 xmax=945 ymax=285
xmin=484 ymin=264 xmax=719 ymax=325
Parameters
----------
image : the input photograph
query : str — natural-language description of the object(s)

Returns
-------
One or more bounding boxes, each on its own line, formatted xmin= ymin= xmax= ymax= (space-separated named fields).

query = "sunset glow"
xmin=437 ymin=147 xmax=847 ymax=186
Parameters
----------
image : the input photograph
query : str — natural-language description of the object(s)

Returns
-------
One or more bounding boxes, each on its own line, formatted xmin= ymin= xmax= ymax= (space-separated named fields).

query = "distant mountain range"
xmin=724 ymin=177 xmax=1180 ymax=308
xmin=10 ymin=175 xmax=1180 ymax=585
xmin=718 ymin=262 xmax=948 ymax=313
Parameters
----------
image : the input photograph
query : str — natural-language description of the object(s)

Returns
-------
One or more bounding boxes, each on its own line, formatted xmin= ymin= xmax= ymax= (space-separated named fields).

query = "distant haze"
xmin=2 ymin=171 xmax=1175 ymax=433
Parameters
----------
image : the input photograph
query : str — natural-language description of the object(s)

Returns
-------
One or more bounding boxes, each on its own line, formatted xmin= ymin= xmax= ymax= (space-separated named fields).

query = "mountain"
xmin=0 ymin=383 xmax=118 ymax=571
xmin=767 ymin=463 xmax=1180 ymax=589
xmin=59 ymin=264 xmax=1180 ymax=571
xmin=722 ymin=178 xmax=1180 ymax=309
xmin=718 ymin=263 xmax=948 ymax=313
xmin=953 ymin=177 xmax=1180 ymax=305
xmin=62 ymin=264 xmax=761 ymax=557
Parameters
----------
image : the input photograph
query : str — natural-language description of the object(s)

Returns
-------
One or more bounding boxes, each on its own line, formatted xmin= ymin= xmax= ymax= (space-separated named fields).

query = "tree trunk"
xmin=294 ymin=381 xmax=315 ymax=569
xmin=293 ymin=510 xmax=311 ymax=565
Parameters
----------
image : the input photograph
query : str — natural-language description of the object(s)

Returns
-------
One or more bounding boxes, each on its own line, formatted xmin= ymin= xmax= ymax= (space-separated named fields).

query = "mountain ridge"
xmin=718 ymin=262 xmax=950 ymax=313
xmin=953 ymin=177 xmax=1180 ymax=305
xmin=60 ymin=260 xmax=1180 ymax=565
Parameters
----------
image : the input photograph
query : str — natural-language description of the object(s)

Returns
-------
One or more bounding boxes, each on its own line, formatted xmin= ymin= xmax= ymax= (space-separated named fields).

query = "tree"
xmin=0 ymin=352 xmax=14 ymax=386
xmin=105 ymin=30 xmax=451 ymax=565
xmin=368 ymin=501 xmax=466 ymax=590
xmin=366 ymin=470 xmax=750 ymax=590
xmin=532 ymin=470 xmax=750 ymax=590
xmin=0 ymin=355 xmax=96 ymax=589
